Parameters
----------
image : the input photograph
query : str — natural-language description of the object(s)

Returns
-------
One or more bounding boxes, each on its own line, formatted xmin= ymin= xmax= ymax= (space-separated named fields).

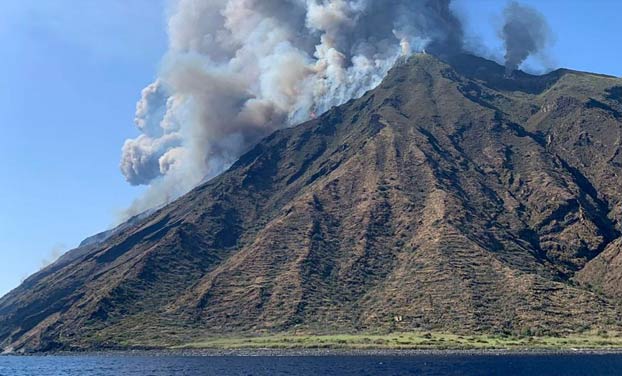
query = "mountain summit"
xmin=3 ymin=54 xmax=622 ymax=352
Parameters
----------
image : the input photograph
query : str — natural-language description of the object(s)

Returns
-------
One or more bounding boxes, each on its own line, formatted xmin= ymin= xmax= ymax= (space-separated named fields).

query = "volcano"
xmin=3 ymin=53 xmax=622 ymax=352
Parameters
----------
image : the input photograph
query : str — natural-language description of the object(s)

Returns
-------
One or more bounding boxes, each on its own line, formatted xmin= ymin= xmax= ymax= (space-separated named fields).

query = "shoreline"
xmin=6 ymin=331 xmax=622 ymax=357
xmin=6 ymin=347 xmax=622 ymax=357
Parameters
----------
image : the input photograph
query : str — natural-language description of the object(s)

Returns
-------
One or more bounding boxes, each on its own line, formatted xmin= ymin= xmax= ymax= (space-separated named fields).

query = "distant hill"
xmin=2 ymin=53 xmax=622 ymax=352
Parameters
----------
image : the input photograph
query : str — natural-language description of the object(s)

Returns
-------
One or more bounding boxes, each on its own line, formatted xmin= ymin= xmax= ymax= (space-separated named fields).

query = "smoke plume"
xmin=120 ymin=0 xmax=466 ymax=217
xmin=501 ymin=1 xmax=552 ymax=74
xmin=40 ymin=243 xmax=67 ymax=270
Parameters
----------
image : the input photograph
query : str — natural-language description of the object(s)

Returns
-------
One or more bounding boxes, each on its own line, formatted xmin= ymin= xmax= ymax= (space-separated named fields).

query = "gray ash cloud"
xmin=119 ymin=0 xmax=552 ymax=217
xmin=501 ymin=1 xmax=552 ymax=74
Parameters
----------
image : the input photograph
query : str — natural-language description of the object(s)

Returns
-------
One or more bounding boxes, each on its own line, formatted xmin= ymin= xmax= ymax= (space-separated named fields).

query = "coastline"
xmin=6 ymin=347 xmax=622 ymax=357
xmin=6 ymin=331 xmax=622 ymax=357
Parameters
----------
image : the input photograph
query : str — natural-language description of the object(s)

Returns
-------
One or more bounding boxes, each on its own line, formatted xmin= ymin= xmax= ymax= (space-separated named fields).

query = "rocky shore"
xmin=6 ymin=347 xmax=622 ymax=357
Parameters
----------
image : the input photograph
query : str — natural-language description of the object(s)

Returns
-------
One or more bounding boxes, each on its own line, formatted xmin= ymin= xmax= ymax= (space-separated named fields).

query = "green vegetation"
xmin=175 ymin=331 xmax=622 ymax=351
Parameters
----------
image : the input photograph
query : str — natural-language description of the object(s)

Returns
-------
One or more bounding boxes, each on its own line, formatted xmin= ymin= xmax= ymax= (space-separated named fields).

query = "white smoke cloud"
xmin=134 ymin=80 xmax=169 ymax=137
xmin=120 ymin=0 xmax=464 ymax=217
xmin=40 ymin=243 xmax=67 ymax=270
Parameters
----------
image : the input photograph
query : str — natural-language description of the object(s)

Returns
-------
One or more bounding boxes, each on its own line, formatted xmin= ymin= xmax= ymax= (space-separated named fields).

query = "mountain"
xmin=2 ymin=53 xmax=622 ymax=352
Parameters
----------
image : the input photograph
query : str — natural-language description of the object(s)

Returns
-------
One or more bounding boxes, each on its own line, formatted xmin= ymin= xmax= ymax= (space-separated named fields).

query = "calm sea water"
xmin=2 ymin=354 xmax=622 ymax=375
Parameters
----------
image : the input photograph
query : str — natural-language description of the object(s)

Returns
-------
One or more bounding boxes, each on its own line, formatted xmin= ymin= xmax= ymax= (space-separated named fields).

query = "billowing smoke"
xmin=120 ymin=0 xmax=465 ymax=217
xmin=501 ymin=1 xmax=552 ymax=74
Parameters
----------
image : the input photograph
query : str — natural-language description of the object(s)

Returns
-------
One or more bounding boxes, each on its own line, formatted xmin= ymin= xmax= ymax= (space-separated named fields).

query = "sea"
xmin=2 ymin=353 xmax=622 ymax=376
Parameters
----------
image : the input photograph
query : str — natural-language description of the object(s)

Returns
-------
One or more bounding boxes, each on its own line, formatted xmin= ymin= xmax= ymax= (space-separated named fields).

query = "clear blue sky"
xmin=0 ymin=0 xmax=620 ymax=297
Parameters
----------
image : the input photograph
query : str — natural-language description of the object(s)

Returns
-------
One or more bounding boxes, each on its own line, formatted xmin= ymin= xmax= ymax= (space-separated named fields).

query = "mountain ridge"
xmin=2 ymin=53 xmax=622 ymax=352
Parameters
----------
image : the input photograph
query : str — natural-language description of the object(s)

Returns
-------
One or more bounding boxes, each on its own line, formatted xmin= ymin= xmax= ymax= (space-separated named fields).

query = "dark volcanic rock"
xmin=2 ymin=54 xmax=622 ymax=352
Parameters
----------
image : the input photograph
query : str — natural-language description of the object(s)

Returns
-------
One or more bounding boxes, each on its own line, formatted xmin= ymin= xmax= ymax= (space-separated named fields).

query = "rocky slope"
xmin=2 ymin=53 xmax=622 ymax=352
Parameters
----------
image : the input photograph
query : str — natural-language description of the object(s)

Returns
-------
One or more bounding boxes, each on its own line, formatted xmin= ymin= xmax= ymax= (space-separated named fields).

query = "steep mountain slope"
xmin=2 ymin=54 xmax=622 ymax=352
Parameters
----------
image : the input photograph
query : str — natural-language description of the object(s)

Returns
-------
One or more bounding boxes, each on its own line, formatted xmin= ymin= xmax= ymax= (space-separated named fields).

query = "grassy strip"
xmin=175 ymin=332 xmax=622 ymax=351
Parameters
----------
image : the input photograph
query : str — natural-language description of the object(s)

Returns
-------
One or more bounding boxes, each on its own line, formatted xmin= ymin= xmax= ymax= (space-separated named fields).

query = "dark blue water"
xmin=2 ymin=354 xmax=622 ymax=375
